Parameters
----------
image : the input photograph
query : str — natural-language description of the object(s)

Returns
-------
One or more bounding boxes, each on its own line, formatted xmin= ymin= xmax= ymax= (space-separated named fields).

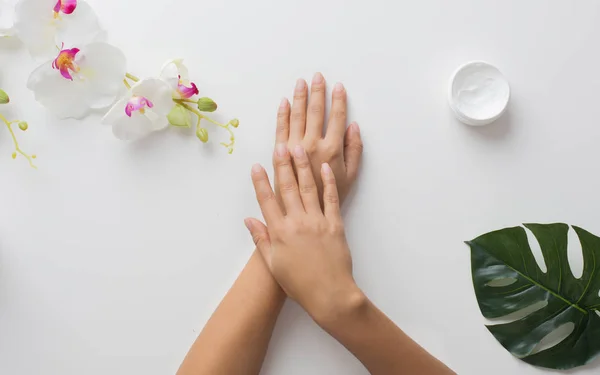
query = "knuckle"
xmin=347 ymin=141 xmax=364 ymax=154
xmin=325 ymin=144 xmax=342 ymax=159
xmin=311 ymin=84 xmax=324 ymax=93
xmin=309 ymin=104 xmax=323 ymax=115
xmin=324 ymin=192 xmax=339 ymax=204
xmin=299 ymin=183 xmax=315 ymax=195
xmin=291 ymin=111 xmax=305 ymax=122
xmin=279 ymin=181 xmax=298 ymax=193
xmin=277 ymin=110 xmax=288 ymax=119
xmin=333 ymin=109 xmax=346 ymax=120
xmin=293 ymin=91 xmax=307 ymax=101
xmin=276 ymin=123 xmax=288 ymax=135
xmin=329 ymin=221 xmax=345 ymax=235
xmin=257 ymin=190 xmax=276 ymax=204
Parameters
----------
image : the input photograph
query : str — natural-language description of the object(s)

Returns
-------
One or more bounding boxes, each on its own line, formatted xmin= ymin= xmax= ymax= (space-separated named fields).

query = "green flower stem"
xmin=178 ymin=98 xmax=197 ymax=104
xmin=125 ymin=73 xmax=140 ymax=82
xmin=176 ymin=101 xmax=236 ymax=154
xmin=0 ymin=113 xmax=36 ymax=169
xmin=123 ymin=79 xmax=131 ymax=89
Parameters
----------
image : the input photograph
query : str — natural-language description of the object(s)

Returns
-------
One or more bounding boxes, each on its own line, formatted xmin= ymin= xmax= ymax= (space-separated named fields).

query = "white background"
xmin=1 ymin=0 xmax=600 ymax=374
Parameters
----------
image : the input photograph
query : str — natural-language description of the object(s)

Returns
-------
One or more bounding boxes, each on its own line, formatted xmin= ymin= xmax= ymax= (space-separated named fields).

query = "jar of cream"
xmin=448 ymin=61 xmax=510 ymax=126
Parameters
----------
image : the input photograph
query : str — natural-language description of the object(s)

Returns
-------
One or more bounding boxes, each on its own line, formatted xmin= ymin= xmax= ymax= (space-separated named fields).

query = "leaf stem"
xmin=0 ymin=114 xmax=37 ymax=169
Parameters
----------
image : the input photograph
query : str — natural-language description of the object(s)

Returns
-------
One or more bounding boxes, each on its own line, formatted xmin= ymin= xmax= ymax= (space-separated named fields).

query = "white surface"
xmin=1 ymin=0 xmax=600 ymax=374
xmin=449 ymin=61 xmax=510 ymax=126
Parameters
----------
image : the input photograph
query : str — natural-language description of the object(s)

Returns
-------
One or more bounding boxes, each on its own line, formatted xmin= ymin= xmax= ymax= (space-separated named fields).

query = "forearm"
xmin=177 ymin=250 xmax=286 ymax=375
xmin=319 ymin=291 xmax=455 ymax=375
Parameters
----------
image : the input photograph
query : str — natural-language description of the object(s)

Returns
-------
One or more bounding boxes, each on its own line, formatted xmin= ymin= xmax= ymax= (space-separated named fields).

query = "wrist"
xmin=310 ymin=282 xmax=368 ymax=329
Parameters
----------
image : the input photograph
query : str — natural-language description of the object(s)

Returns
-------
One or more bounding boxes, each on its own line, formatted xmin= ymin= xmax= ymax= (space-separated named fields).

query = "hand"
xmin=275 ymin=73 xmax=363 ymax=207
xmin=245 ymin=146 xmax=364 ymax=324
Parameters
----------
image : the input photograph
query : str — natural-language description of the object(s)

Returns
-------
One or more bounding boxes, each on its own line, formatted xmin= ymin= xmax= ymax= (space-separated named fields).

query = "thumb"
xmin=343 ymin=122 xmax=363 ymax=184
xmin=244 ymin=218 xmax=272 ymax=267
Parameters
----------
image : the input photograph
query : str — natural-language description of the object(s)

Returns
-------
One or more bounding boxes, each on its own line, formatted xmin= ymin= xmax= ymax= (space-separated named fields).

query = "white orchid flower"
xmin=160 ymin=59 xmax=199 ymax=100
xmin=101 ymin=78 xmax=173 ymax=141
xmin=0 ymin=0 xmax=15 ymax=36
xmin=14 ymin=0 xmax=104 ymax=58
xmin=159 ymin=59 xmax=200 ymax=127
xmin=27 ymin=41 xmax=127 ymax=119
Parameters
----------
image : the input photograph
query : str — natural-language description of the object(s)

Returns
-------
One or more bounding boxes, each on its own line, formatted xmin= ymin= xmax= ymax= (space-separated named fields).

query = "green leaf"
xmin=167 ymin=104 xmax=192 ymax=128
xmin=466 ymin=224 xmax=600 ymax=370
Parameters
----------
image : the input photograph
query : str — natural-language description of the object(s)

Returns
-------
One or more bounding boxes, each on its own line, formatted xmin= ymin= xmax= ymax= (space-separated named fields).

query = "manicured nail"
xmin=279 ymin=97 xmax=288 ymax=109
xmin=334 ymin=82 xmax=344 ymax=92
xmin=294 ymin=145 xmax=305 ymax=158
xmin=244 ymin=218 xmax=252 ymax=231
xmin=295 ymin=79 xmax=306 ymax=91
xmin=322 ymin=163 xmax=332 ymax=176
xmin=275 ymin=143 xmax=287 ymax=157
xmin=252 ymin=164 xmax=262 ymax=174
xmin=312 ymin=72 xmax=324 ymax=84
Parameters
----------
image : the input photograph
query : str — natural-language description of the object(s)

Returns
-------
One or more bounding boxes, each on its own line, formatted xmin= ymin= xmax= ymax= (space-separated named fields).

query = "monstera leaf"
xmin=467 ymin=224 xmax=600 ymax=370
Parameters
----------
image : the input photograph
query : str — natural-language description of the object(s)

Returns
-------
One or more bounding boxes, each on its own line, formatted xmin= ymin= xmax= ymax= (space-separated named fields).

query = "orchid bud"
xmin=18 ymin=121 xmax=28 ymax=131
xmin=11 ymin=152 xmax=16 ymax=159
xmin=230 ymin=118 xmax=239 ymax=128
xmin=0 ymin=89 xmax=9 ymax=104
xmin=196 ymin=127 xmax=209 ymax=143
xmin=197 ymin=97 xmax=217 ymax=112
xmin=167 ymin=104 xmax=191 ymax=127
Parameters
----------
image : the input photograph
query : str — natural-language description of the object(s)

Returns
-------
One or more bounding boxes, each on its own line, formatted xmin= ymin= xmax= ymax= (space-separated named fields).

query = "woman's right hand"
xmin=245 ymin=146 xmax=364 ymax=325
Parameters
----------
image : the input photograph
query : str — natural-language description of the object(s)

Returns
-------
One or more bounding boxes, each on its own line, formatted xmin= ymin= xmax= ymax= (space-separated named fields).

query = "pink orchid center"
xmin=125 ymin=96 xmax=154 ymax=117
xmin=54 ymin=0 xmax=77 ymax=18
xmin=177 ymin=75 xmax=199 ymax=99
xmin=52 ymin=47 xmax=80 ymax=81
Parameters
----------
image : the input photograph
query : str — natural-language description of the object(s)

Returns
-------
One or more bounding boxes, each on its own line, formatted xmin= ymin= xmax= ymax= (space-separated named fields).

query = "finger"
xmin=276 ymin=98 xmax=290 ymax=143
xmin=245 ymin=218 xmax=273 ymax=268
xmin=321 ymin=163 xmax=341 ymax=219
xmin=325 ymin=82 xmax=347 ymax=143
xmin=274 ymin=143 xmax=304 ymax=213
xmin=251 ymin=164 xmax=283 ymax=224
xmin=292 ymin=145 xmax=320 ymax=213
xmin=305 ymin=72 xmax=326 ymax=140
xmin=343 ymin=122 xmax=363 ymax=184
xmin=290 ymin=78 xmax=308 ymax=142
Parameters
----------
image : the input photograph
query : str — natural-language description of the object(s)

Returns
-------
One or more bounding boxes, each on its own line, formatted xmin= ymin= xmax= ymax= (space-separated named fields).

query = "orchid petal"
xmin=27 ymin=59 xmax=90 ymax=118
xmin=77 ymin=42 xmax=127 ymax=108
xmin=14 ymin=0 xmax=57 ymax=58
xmin=56 ymin=1 xmax=105 ymax=47
xmin=131 ymin=78 xmax=173 ymax=116
xmin=160 ymin=58 xmax=189 ymax=89
xmin=0 ymin=0 xmax=15 ymax=36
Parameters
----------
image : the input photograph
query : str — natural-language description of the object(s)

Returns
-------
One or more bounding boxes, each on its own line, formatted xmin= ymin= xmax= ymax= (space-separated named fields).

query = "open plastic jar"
xmin=448 ymin=61 xmax=510 ymax=126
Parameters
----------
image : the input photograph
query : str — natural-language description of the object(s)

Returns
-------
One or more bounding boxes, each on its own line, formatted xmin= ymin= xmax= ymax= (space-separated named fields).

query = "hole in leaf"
xmin=530 ymin=322 xmax=575 ymax=355
xmin=486 ymin=277 xmax=518 ymax=287
xmin=567 ymin=226 xmax=584 ymax=278
xmin=524 ymin=226 xmax=547 ymax=273
xmin=486 ymin=301 xmax=548 ymax=326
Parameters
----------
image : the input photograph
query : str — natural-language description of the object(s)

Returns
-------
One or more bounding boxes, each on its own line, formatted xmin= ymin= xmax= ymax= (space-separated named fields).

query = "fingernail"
xmin=252 ymin=164 xmax=262 ymax=174
xmin=312 ymin=72 xmax=324 ymax=84
xmin=350 ymin=122 xmax=360 ymax=134
xmin=295 ymin=79 xmax=306 ymax=92
xmin=294 ymin=145 xmax=305 ymax=158
xmin=275 ymin=143 xmax=287 ymax=157
xmin=334 ymin=82 xmax=344 ymax=92
xmin=279 ymin=97 xmax=288 ymax=109
xmin=244 ymin=218 xmax=252 ymax=231
xmin=322 ymin=163 xmax=332 ymax=176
